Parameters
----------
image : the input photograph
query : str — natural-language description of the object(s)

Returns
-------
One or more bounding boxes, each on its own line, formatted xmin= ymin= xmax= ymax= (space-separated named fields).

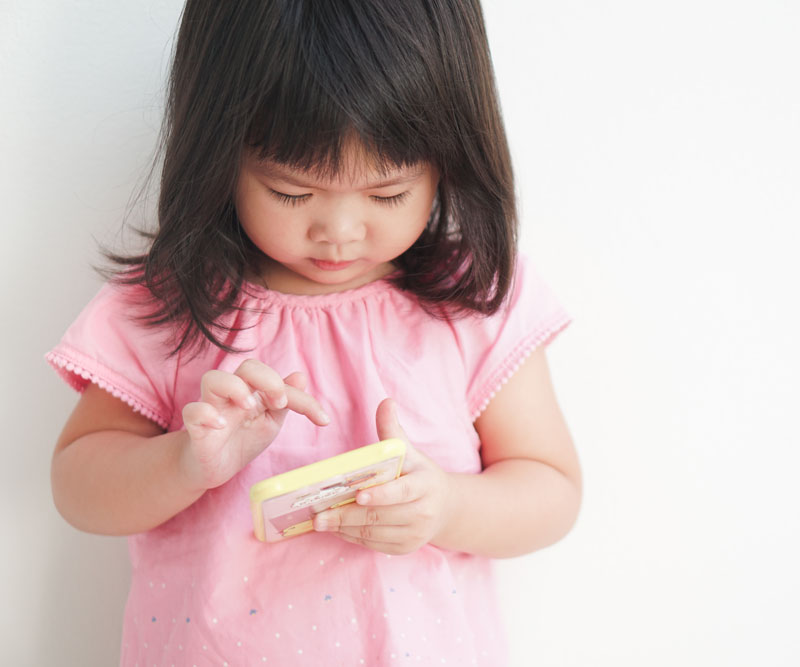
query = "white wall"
xmin=2 ymin=1 xmax=798 ymax=665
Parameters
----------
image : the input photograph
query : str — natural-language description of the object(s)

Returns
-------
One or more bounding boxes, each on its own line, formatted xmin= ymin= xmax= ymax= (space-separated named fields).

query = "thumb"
xmin=375 ymin=398 xmax=407 ymax=443
xmin=375 ymin=398 xmax=427 ymax=473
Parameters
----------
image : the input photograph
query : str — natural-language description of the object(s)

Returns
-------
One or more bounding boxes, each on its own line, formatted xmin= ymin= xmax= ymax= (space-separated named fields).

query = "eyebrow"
xmin=256 ymin=163 xmax=425 ymax=190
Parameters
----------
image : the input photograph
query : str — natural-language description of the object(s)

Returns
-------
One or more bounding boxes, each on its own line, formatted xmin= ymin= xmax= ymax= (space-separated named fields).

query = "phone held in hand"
xmin=250 ymin=438 xmax=406 ymax=542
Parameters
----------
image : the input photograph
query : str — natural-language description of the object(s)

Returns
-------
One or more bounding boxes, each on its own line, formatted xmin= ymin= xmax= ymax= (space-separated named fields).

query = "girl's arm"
xmin=52 ymin=362 xmax=330 ymax=536
xmin=52 ymin=384 xmax=200 ymax=535
xmin=434 ymin=346 xmax=582 ymax=556
xmin=314 ymin=347 xmax=582 ymax=558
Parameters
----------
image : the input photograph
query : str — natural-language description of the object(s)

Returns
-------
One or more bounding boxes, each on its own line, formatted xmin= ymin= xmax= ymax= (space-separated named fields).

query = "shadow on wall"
xmin=25 ymin=6 xmax=141 ymax=662
xmin=34 ymin=529 xmax=130 ymax=665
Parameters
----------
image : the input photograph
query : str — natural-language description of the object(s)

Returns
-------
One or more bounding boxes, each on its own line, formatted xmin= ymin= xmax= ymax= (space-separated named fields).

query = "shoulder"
xmin=450 ymin=253 xmax=570 ymax=345
xmin=501 ymin=253 xmax=569 ymax=323
xmin=59 ymin=281 xmax=177 ymax=355
xmin=449 ymin=253 xmax=572 ymax=419
xmin=47 ymin=281 xmax=180 ymax=429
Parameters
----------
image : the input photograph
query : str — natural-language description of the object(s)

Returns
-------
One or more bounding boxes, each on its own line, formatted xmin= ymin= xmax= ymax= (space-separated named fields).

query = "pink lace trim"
xmin=45 ymin=350 xmax=169 ymax=429
xmin=469 ymin=314 xmax=572 ymax=420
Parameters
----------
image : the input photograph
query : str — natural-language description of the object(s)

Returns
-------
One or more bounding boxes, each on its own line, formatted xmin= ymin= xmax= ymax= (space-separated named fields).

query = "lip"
xmin=310 ymin=259 xmax=356 ymax=271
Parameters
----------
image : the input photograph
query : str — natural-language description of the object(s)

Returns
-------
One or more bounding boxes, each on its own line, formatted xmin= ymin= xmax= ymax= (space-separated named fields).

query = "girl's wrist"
xmin=175 ymin=431 xmax=212 ymax=497
xmin=431 ymin=469 xmax=461 ymax=548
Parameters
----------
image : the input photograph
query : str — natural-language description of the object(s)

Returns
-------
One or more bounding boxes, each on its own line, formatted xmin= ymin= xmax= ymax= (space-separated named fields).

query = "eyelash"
xmin=268 ymin=190 xmax=410 ymax=207
xmin=269 ymin=191 xmax=310 ymax=206
xmin=374 ymin=191 xmax=410 ymax=207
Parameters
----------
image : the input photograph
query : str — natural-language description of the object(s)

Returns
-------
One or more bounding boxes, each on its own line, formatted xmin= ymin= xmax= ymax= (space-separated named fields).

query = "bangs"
xmin=244 ymin=1 xmax=446 ymax=177
xmin=131 ymin=0 xmax=516 ymax=354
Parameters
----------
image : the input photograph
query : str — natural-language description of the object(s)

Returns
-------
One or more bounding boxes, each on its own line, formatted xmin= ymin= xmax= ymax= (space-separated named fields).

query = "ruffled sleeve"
xmin=45 ymin=283 xmax=177 ymax=429
xmin=454 ymin=254 xmax=572 ymax=420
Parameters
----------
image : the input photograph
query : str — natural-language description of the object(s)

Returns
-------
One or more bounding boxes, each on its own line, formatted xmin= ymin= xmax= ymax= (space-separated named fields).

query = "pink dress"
xmin=47 ymin=254 xmax=570 ymax=666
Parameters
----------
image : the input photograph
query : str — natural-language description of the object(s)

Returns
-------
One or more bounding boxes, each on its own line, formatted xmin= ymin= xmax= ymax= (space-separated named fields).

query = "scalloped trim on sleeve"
xmin=45 ymin=350 xmax=170 ymax=429
xmin=468 ymin=313 xmax=572 ymax=421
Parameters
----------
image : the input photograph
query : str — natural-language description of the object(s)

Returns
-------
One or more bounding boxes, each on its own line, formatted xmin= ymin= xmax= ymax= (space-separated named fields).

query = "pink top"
xmin=47 ymin=254 xmax=570 ymax=666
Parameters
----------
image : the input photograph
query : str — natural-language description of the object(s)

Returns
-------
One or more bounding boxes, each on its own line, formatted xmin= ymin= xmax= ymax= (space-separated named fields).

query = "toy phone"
xmin=249 ymin=438 xmax=406 ymax=542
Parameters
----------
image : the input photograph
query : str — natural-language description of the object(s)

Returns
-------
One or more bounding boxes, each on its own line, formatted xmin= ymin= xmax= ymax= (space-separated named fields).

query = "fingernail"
xmin=275 ymin=394 xmax=288 ymax=409
xmin=246 ymin=394 xmax=258 ymax=408
xmin=215 ymin=415 xmax=227 ymax=428
xmin=319 ymin=411 xmax=331 ymax=425
xmin=357 ymin=492 xmax=371 ymax=505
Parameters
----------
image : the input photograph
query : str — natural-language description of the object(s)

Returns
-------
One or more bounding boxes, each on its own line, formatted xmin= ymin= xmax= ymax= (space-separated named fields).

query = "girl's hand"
xmin=313 ymin=398 xmax=454 ymax=555
xmin=180 ymin=360 xmax=329 ymax=491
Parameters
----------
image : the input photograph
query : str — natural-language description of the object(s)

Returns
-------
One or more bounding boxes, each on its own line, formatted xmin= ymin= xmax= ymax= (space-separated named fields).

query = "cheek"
xmin=235 ymin=184 xmax=286 ymax=244
xmin=381 ymin=204 xmax=430 ymax=251
xmin=407 ymin=191 xmax=436 ymax=234
xmin=234 ymin=179 xmax=261 ymax=230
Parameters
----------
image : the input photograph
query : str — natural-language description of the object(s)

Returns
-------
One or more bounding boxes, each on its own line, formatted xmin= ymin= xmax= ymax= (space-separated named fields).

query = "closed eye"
xmin=269 ymin=189 xmax=311 ymax=206
xmin=371 ymin=191 xmax=410 ymax=207
xmin=269 ymin=189 xmax=410 ymax=207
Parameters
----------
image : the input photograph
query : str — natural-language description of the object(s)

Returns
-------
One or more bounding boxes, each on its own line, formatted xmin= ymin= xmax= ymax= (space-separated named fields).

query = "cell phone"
xmin=249 ymin=438 xmax=406 ymax=542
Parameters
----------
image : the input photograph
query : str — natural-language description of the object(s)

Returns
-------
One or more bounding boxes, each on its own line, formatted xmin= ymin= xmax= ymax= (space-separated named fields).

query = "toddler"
xmin=48 ymin=1 xmax=582 ymax=664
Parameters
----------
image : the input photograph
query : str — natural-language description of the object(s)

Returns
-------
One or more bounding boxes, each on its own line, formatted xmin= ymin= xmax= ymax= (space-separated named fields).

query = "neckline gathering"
xmin=238 ymin=272 xmax=402 ymax=309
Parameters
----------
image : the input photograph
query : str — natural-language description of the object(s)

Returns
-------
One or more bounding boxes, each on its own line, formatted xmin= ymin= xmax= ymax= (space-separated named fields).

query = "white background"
xmin=2 ymin=1 xmax=798 ymax=665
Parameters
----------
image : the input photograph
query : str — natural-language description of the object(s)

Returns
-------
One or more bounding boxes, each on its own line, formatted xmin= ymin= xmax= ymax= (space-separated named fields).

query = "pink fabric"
xmin=47 ymin=254 xmax=570 ymax=666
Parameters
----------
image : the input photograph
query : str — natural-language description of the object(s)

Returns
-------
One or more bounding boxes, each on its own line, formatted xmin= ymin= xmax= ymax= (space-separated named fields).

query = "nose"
xmin=308 ymin=206 xmax=367 ymax=245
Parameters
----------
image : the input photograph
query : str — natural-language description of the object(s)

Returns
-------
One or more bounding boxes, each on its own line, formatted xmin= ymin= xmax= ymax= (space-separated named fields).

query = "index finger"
xmin=234 ymin=359 xmax=289 ymax=409
xmin=234 ymin=360 xmax=330 ymax=426
xmin=283 ymin=383 xmax=330 ymax=426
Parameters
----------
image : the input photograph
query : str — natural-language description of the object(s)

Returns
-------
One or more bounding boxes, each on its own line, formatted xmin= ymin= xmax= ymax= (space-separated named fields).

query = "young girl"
xmin=48 ymin=1 xmax=581 ymax=664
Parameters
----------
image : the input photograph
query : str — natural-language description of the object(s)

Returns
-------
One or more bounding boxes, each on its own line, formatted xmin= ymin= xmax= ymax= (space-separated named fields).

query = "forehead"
xmin=247 ymin=140 xmax=427 ymax=188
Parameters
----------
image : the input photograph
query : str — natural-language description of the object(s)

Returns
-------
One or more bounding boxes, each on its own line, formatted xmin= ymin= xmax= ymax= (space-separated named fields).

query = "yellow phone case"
xmin=249 ymin=438 xmax=406 ymax=542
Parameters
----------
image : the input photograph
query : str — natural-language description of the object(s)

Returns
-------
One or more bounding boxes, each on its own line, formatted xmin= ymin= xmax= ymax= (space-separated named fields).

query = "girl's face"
xmin=235 ymin=141 xmax=439 ymax=295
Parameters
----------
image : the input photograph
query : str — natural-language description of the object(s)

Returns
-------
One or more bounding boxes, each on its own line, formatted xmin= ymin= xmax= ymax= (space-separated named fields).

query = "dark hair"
xmin=110 ymin=0 xmax=517 ymax=353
